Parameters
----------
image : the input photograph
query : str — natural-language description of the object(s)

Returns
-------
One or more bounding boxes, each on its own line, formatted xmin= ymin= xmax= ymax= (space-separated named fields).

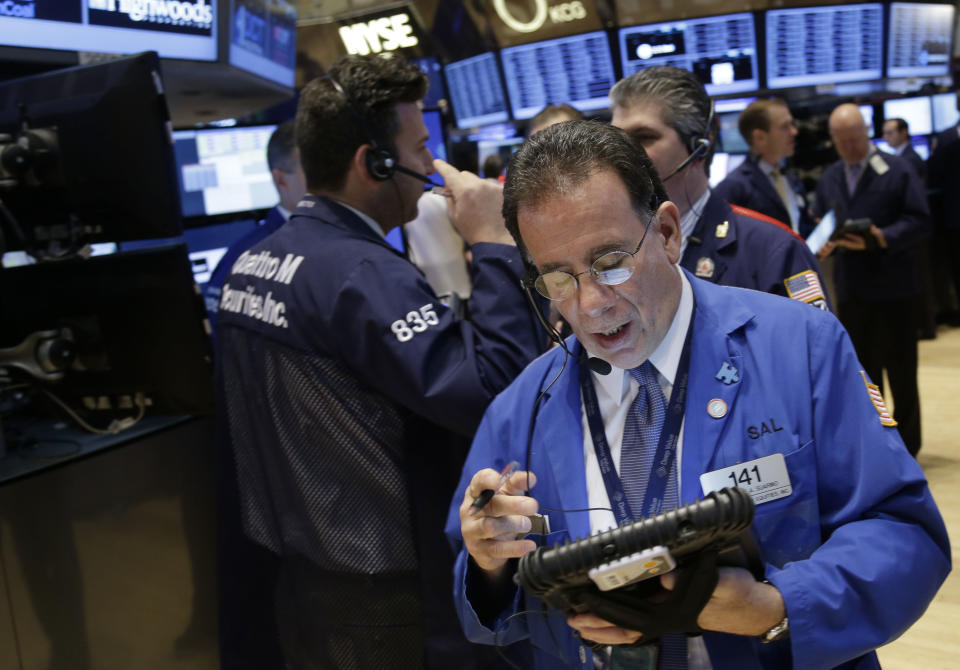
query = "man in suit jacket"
xmin=815 ymin=103 xmax=930 ymax=456
xmin=882 ymin=117 xmax=926 ymax=179
xmin=928 ymin=113 xmax=960 ymax=323
xmin=714 ymin=99 xmax=814 ymax=237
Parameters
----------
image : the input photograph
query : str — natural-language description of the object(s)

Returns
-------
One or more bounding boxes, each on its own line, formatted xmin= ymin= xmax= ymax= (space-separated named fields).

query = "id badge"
xmin=699 ymin=453 xmax=792 ymax=505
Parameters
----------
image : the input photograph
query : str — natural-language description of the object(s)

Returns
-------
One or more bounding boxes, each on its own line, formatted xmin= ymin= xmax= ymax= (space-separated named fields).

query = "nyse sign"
xmin=339 ymin=13 xmax=418 ymax=55
xmin=492 ymin=0 xmax=587 ymax=34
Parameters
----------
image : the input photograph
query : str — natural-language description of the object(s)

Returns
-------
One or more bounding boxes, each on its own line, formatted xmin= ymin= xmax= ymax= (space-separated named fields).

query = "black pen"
xmin=467 ymin=460 xmax=519 ymax=516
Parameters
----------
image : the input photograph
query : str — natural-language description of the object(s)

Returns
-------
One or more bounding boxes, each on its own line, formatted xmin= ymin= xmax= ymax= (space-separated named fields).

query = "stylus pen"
xmin=467 ymin=460 xmax=520 ymax=516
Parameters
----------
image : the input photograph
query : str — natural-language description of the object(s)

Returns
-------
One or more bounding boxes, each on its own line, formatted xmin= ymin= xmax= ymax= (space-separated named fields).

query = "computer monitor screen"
xmin=229 ymin=0 xmax=297 ymax=87
xmin=0 ymin=245 xmax=213 ymax=415
xmin=718 ymin=112 xmax=750 ymax=154
xmin=715 ymin=97 xmax=757 ymax=114
xmin=0 ymin=1 xmax=216 ymax=61
xmin=172 ymin=124 xmax=278 ymax=221
xmin=618 ymin=13 xmax=759 ymax=96
xmin=708 ymin=152 xmax=747 ymax=188
xmin=765 ymin=4 xmax=883 ymax=89
xmin=887 ymin=2 xmax=954 ymax=78
xmin=501 ymin=31 xmax=616 ymax=120
xmin=883 ymin=97 xmax=933 ymax=136
xmin=445 ymin=53 xmax=510 ymax=129
xmin=0 ymin=52 xmax=182 ymax=250
xmin=931 ymin=92 xmax=960 ymax=131
xmin=860 ymin=104 xmax=876 ymax=137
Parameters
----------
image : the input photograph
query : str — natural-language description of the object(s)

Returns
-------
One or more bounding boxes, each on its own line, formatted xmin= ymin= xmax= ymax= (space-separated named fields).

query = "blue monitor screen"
xmin=619 ymin=13 xmax=759 ymax=96
xmin=172 ymin=124 xmax=279 ymax=219
xmin=860 ymin=104 xmax=876 ymax=137
xmin=766 ymin=4 xmax=883 ymax=89
xmin=413 ymin=57 xmax=448 ymax=109
xmin=0 ymin=0 xmax=217 ymax=61
xmin=445 ymin=53 xmax=510 ymax=129
xmin=718 ymin=111 xmax=750 ymax=154
xmin=501 ymin=31 xmax=616 ymax=120
xmin=883 ymin=97 xmax=933 ymax=136
xmin=932 ymin=92 xmax=960 ymax=132
xmin=229 ymin=0 xmax=297 ymax=87
xmin=887 ymin=3 xmax=954 ymax=78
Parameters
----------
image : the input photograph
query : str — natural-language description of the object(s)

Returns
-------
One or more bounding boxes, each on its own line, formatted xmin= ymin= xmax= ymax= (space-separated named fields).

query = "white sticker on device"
xmin=587 ymin=545 xmax=676 ymax=592
xmin=699 ymin=453 xmax=792 ymax=505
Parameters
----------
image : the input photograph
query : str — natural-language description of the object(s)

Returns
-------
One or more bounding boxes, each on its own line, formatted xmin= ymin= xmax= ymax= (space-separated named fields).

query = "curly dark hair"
xmin=503 ymin=120 xmax=668 ymax=261
xmin=296 ymin=55 xmax=427 ymax=191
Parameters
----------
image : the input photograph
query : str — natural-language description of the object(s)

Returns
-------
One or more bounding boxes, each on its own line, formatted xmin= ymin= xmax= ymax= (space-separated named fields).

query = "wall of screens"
xmin=445 ymin=52 xmax=510 ymax=129
xmin=887 ymin=2 xmax=955 ymax=78
xmin=500 ymin=31 xmax=616 ymax=120
xmin=618 ymin=13 xmax=759 ymax=96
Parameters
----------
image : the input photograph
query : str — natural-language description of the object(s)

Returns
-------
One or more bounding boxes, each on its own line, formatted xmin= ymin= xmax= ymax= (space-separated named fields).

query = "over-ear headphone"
xmin=663 ymin=100 xmax=716 ymax=183
xmin=326 ymin=74 xmax=397 ymax=181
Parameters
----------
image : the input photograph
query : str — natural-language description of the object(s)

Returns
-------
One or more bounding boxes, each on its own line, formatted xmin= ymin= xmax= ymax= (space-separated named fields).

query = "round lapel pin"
xmin=707 ymin=398 xmax=727 ymax=419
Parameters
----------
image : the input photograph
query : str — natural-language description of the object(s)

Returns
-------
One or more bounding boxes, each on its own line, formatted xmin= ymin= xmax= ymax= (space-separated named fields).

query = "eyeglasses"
xmin=532 ymin=219 xmax=653 ymax=301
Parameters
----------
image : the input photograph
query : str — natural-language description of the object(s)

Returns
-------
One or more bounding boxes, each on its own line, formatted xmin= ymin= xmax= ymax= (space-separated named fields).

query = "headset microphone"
xmin=522 ymin=279 xmax=611 ymax=376
xmin=661 ymin=100 xmax=716 ymax=183
xmin=393 ymin=163 xmax=444 ymax=189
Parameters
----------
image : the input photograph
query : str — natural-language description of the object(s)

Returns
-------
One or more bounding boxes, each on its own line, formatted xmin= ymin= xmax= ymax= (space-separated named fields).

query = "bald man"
xmin=814 ymin=103 xmax=929 ymax=456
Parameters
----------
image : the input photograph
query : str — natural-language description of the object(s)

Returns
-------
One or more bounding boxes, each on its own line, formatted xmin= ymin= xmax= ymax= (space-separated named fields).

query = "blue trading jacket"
xmin=713 ymin=156 xmax=815 ymax=238
xmin=814 ymin=152 xmax=929 ymax=302
xmin=215 ymin=194 xmax=544 ymax=668
xmin=680 ymin=193 xmax=832 ymax=312
xmin=444 ymin=271 xmax=950 ymax=670
xmin=928 ymin=125 xmax=960 ymax=232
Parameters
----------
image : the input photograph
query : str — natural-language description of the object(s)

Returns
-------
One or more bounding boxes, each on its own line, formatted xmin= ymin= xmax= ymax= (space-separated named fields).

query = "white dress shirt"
xmin=678 ymin=190 xmax=711 ymax=257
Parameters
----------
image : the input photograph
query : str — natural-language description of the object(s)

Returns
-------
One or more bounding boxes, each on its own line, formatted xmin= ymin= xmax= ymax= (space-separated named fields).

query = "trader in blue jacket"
xmin=713 ymin=99 xmax=815 ymax=237
xmin=814 ymin=103 xmax=929 ymax=456
xmin=216 ymin=55 xmax=543 ymax=669
xmin=445 ymin=121 xmax=949 ymax=670
xmin=610 ymin=67 xmax=830 ymax=311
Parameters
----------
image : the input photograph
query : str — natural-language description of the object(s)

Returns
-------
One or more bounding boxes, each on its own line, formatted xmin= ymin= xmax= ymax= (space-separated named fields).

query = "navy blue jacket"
xmin=928 ymin=125 xmax=960 ymax=231
xmin=214 ymin=195 xmax=543 ymax=668
xmin=204 ymin=205 xmax=287 ymax=332
xmin=898 ymin=144 xmax=926 ymax=181
xmin=713 ymin=155 xmax=814 ymax=238
xmin=680 ymin=193 xmax=831 ymax=311
xmin=813 ymin=152 xmax=930 ymax=302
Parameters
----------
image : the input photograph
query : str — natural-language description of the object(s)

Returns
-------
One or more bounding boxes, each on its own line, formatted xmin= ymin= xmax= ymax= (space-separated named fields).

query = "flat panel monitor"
xmin=765 ymin=4 xmax=883 ymax=89
xmin=445 ymin=53 xmax=510 ymax=129
xmin=715 ymin=97 xmax=757 ymax=114
xmin=501 ymin=31 xmax=616 ymax=120
xmin=708 ymin=152 xmax=747 ymax=188
xmin=718 ymin=111 xmax=750 ymax=154
xmin=932 ymin=92 xmax=960 ymax=131
xmin=0 ymin=52 xmax=182 ymax=250
xmin=229 ymin=0 xmax=297 ymax=87
xmin=172 ymin=124 xmax=278 ymax=221
xmin=0 ymin=0 xmax=216 ymax=61
xmin=618 ymin=13 xmax=759 ymax=96
xmin=860 ymin=104 xmax=876 ymax=137
xmin=883 ymin=97 xmax=933 ymax=136
xmin=887 ymin=3 xmax=954 ymax=78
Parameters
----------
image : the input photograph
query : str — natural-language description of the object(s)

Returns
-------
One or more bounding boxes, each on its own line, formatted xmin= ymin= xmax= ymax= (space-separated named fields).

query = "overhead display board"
xmin=477 ymin=0 xmax=605 ymax=48
xmin=500 ymin=30 xmax=616 ymax=119
xmin=0 ymin=0 xmax=217 ymax=61
xmin=887 ymin=2 xmax=954 ymax=78
xmin=229 ymin=0 xmax=297 ymax=87
xmin=765 ymin=3 xmax=883 ymax=89
xmin=618 ymin=13 xmax=759 ymax=95
xmin=446 ymin=52 xmax=510 ymax=128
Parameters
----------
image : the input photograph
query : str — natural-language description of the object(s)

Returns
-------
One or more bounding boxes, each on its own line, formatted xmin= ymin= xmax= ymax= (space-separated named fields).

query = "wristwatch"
xmin=760 ymin=615 xmax=789 ymax=643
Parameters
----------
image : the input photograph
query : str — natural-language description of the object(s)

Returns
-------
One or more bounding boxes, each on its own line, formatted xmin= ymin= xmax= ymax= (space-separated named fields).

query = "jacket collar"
xmin=291 ymin=194 xmax=401 ymax=254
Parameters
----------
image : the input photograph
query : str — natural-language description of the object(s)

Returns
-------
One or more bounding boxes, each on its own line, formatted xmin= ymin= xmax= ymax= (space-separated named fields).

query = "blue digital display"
xmin=766 ymin=4 xmax=883 ymax=89
xmin=229 ymin=0 xmax=297 ymax=87
xmin=883 ymin=97 xmax=933 ymax=136
xmin=619 ymin=14 xmax=759 ymax=96
xmin=501 ymin=31 xmax=616 ymax=120
xmin=445 ymin=53 xmax=510 ymax=129
xmin=887 ymin=3 xmax=954 ymax=78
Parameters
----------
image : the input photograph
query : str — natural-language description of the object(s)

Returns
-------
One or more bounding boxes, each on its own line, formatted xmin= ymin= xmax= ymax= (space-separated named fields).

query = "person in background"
xmin=814 ymin=103 xmax=929 ymax=456
xmin=528 ymin=102 xmax=583 ymax=136
xmin=927 ymin=93 xmax=960 ymax=326
xmin=482 ymin=153 xmax=504 ymax=182
xmin=445 ymin=120 xmax=950 ymax=670
xmin=882 ymin=117 xmax=926 ymax=179
xmin=215 ymin=54 xmax=543 ymax=669
xmin=610 ymin=67 xmax=830 ymax=311
xmin=713 ymin=99 xmax=815 ymax=237
xmin=204 ymin=121 xmax=306 ymax=332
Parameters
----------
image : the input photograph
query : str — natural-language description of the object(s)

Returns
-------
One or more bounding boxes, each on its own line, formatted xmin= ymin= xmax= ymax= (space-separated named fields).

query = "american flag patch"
xmin=784 ymin=271 xmax=826 ymax=304
xmin=861 ymin=371 xmax=897 ymax=427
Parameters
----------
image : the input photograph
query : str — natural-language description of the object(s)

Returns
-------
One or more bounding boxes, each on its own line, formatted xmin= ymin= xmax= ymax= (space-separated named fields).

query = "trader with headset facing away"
xmin=609 ymin=66 xmax=831 ymax=311
xmin=213 ymin=54 xmax=544 ymax=670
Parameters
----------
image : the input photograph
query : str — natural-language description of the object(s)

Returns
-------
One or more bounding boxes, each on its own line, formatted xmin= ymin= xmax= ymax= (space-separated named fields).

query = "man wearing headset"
xmin=445 ymin=120 xmax=949 ymax=670
xmin=214 ymin=55 xmax=543 ymax=669
xmin=610 ymin=67 xmax=830 ymax=311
